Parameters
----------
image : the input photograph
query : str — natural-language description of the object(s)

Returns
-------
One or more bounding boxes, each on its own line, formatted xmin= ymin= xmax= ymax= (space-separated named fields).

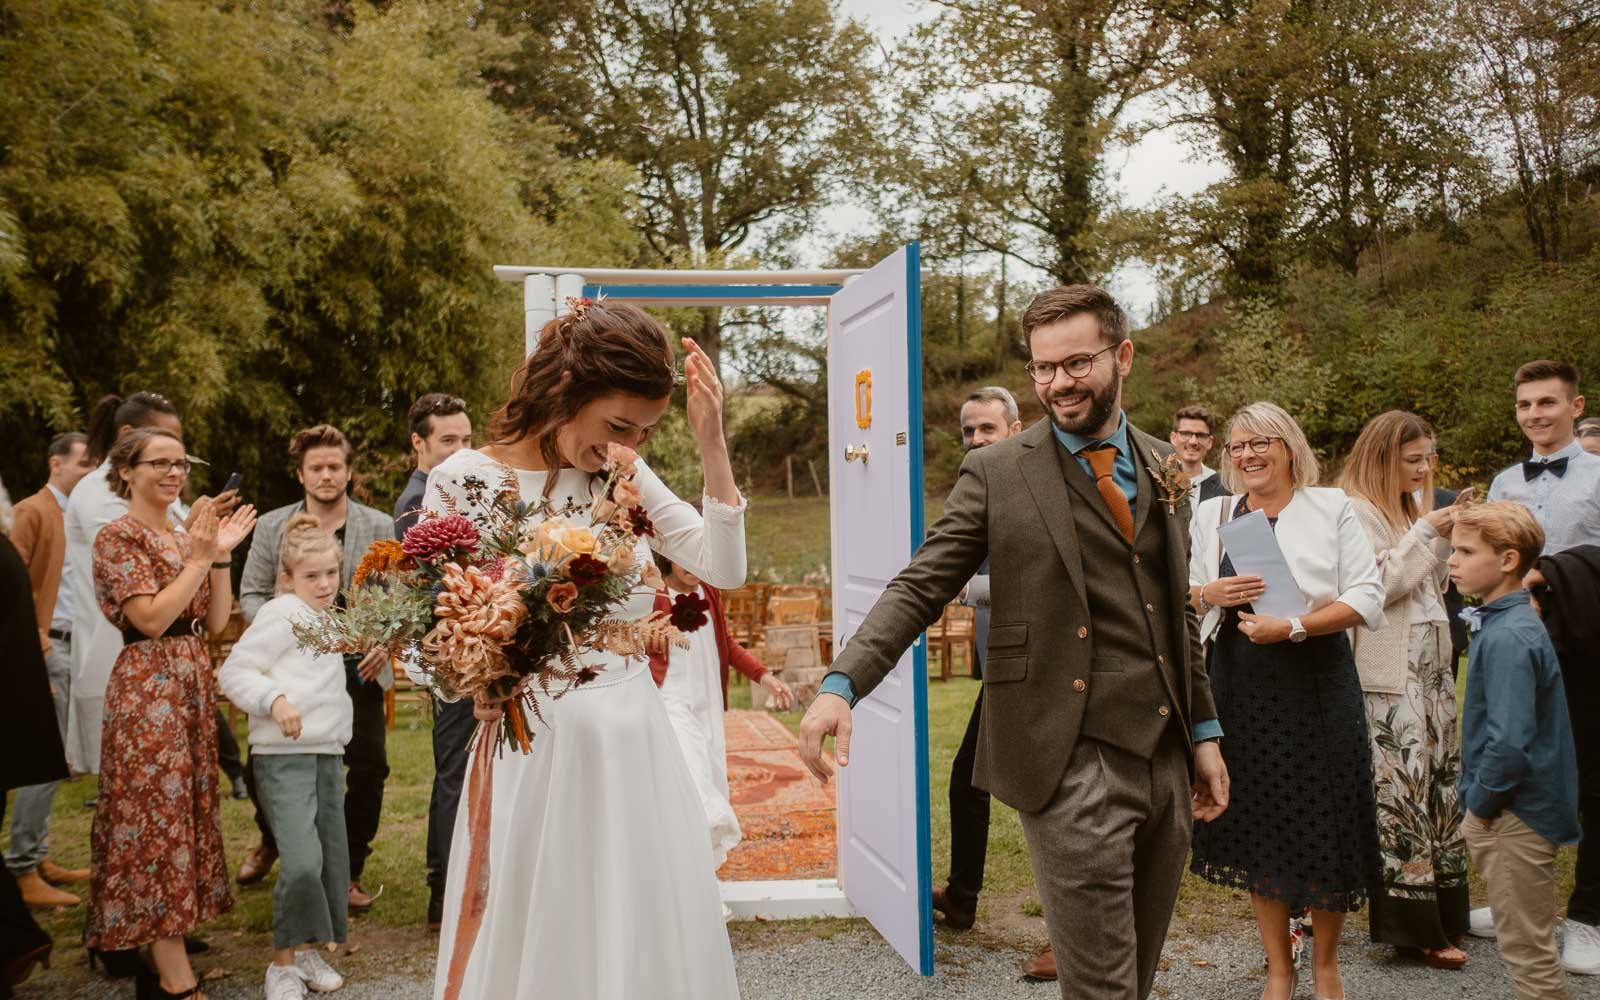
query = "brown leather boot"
xmin=17 ymin=870 xmax=80 ymax=909
xmin=39 ymin=858 xmax=90 ymax=884
xmin=236 ymin=843 xmax=278 ymax=885
xmin=930 ymin=885 xmax=976 ymax=930
xmin=348 ymin=882 xmax=375 ymax=913
xmin=1021 ymin=944 xmax=1057 ymax=981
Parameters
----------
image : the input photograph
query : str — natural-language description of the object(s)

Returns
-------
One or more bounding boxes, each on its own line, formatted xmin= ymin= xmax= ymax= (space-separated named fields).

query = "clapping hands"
xmin=186 ymin=497 xmax=258 ymax=565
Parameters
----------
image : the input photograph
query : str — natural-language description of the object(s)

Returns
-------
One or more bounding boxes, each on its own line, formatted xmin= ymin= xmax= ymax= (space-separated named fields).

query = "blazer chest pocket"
xmin=983 ymin=623 xmax=1029 ymax=684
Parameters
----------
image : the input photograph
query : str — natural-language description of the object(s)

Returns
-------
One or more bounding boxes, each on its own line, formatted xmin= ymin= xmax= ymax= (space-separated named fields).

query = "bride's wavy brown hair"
xmin=487 ymin=301 xmax=676 ymax=495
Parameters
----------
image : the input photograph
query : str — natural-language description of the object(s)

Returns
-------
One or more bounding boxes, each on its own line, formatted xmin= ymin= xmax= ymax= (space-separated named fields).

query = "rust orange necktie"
xmin=1083 ymin=445 xmax=1135 ymax=544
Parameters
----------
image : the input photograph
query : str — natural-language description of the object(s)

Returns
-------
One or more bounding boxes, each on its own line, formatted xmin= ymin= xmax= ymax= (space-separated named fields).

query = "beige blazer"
xmin=9 ymin=487 xmax=66 ymax=651
xmin=1347 ymin=499 xmax=1451 ymax=695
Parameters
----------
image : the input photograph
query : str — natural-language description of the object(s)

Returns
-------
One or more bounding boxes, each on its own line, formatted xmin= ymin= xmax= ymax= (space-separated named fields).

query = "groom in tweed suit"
xmin=800 ymin=285 xmax=1230 ymax=1000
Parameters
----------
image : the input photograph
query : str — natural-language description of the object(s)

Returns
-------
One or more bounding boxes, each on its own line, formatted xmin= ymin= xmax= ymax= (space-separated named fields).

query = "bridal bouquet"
xmin=293 ymin=442 xmax=690 ymax=753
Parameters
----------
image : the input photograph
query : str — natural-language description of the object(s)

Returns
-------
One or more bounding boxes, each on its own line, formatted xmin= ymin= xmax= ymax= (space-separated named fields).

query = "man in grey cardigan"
xmin=232 ymin=425 xmax=395 ymax=914
xmin=800 ymin=286 xmax=1230 ymax=1000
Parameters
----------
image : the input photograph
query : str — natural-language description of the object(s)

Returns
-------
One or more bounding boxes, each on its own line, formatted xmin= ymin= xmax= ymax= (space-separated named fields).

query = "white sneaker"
xmin=293 ymin=949 xmax=345 ymax=992
xmin=1563 ymin=919 xmax=1600 ymax=975
xmin=1468 ymin=906 xmax=1496 ymax=939
xmin=265 ymin=964 xmax=308 ymax=1000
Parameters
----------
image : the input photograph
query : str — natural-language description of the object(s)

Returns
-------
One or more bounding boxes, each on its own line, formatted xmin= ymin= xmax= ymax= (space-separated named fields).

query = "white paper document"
xmin=1216 ymin=509 xmax=1311 ymax=619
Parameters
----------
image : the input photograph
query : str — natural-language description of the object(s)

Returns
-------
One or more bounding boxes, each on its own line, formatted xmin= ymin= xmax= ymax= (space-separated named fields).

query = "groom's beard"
xmin=1046 ymin=372 xmax=1122 ymax=437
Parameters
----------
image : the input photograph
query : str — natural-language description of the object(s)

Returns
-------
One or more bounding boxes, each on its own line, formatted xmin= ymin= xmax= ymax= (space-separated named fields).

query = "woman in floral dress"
xmin=1342 ymin=411 xmax=1470 ymax=969
xmin=88 ymin=428 xmax=256 ymax=999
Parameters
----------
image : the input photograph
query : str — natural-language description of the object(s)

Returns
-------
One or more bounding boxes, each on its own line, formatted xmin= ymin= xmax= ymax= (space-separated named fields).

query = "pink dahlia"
xmin=403 ymin=514 xmax=481 ymax=561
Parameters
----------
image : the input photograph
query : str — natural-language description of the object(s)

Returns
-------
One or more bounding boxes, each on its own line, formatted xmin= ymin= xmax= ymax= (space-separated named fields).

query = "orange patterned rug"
xmin=717 ymin=710 xmax=837 ymax=881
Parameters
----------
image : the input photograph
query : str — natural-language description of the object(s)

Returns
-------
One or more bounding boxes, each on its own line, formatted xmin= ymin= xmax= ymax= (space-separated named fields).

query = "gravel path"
xmin=22 ymin=927 xmax=1600 ymax=998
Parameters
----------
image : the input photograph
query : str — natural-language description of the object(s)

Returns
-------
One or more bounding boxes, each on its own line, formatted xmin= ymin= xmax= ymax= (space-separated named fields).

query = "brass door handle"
xmin=845 ymin=443 xmax=869 ymax=464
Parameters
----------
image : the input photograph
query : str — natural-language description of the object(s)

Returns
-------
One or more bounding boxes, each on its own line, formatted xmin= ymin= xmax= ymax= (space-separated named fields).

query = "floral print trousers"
xmin=1365 ymin=622 xmax=1470 ymax=950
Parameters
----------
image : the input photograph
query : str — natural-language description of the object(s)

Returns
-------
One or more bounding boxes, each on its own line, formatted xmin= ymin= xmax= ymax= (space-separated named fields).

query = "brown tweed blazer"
xmin=831 ymin=417 xmax=1215 ymax=813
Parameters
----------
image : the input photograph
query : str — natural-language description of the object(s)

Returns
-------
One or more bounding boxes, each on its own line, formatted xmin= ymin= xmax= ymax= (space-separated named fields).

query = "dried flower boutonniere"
xmin=1149 ymin=450 xmax=1192 ymax=514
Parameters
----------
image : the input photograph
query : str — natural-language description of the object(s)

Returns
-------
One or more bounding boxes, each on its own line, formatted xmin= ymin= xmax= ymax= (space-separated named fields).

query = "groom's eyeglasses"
xmin=1023 ymin=345 xmax=1116 ymax=384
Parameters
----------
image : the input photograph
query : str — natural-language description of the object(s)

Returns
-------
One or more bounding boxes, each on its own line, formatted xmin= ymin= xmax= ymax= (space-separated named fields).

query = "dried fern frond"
xmin=586 ymin=612 xmax=689 ymax=658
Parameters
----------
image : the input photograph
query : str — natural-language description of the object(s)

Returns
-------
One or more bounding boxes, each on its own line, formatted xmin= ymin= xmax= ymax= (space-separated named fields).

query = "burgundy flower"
xmin=402 ymin=514 xmax=481 ymax=560
xmin=669 ymin=592 xmax=710 ymax=633
xmin=567 ymin=554 xmax=608 ymax=588
xmin=575 ymin=666 xmax=600 ymax=686
xmin=628 ymin=507 xmax=655 ymax=538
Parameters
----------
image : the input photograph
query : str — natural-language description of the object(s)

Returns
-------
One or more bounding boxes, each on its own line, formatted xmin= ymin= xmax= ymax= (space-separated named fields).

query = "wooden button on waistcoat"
xmin=1073 ymin=679 xmax=1086 ymax=692
xmin=1158 ymin=706 xmax=1170 ymax=717
xmin=1076 ymin=626 xmax=1088 ymax=639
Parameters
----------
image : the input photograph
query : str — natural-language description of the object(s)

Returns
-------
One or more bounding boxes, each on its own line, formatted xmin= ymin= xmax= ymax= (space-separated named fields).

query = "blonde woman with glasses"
xmin=1189 ymin=402 xmax=1386 ymax=1000
xmin=1340 ymin=411 xmax=1472 ymax=971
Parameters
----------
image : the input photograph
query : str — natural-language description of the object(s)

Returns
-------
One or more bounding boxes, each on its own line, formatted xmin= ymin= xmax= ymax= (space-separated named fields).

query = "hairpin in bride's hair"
xmin=564 ymin=293 xmax=606 ymax=324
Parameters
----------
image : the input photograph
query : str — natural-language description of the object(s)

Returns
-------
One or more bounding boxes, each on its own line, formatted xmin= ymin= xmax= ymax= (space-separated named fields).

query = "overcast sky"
xmin=828 ymin=0 xmax=1229 ymax=322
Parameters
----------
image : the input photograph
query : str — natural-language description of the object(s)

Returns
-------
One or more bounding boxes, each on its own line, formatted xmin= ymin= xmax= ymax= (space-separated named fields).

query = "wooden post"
xmin=786 ymin=455 xmax=794 ymax=499
xmin=807 ymin=459 xmax=824 ymax=497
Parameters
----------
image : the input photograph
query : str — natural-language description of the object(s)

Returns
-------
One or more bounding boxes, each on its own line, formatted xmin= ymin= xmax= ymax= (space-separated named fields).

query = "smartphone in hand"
xmin=222 ymin=471 xmax=244 ymax=494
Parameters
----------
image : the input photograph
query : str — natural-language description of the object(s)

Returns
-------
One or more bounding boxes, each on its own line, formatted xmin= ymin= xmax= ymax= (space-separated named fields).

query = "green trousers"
xmin=254 ymin=753 xmax=349 ymax=950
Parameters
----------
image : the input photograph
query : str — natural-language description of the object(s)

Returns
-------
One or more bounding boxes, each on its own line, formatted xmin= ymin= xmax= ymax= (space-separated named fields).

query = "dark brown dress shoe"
xmin=235 ymin=844 xmax=278 ymax=885
xmin=1021 ymin=944 xmax=1057 ymax=981
xmin=930 ymin=885 xmax=976 ymax=930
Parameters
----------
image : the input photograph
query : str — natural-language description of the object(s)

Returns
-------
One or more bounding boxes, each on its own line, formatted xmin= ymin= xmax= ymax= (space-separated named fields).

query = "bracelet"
xmin=1196 ymin=583 xmax=1212 ymax=614
xmin=211 ymin=560 xmax=231 ymax=569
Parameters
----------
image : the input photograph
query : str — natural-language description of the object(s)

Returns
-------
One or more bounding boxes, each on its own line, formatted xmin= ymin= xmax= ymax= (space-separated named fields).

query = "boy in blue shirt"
xmin=1452 ymin=500 xmax=1581 ymax=999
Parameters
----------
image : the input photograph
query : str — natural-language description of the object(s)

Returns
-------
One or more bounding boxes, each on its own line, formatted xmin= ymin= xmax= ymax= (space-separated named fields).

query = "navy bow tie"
xmin=1524 ymin=457 xmax=1569 ymax=481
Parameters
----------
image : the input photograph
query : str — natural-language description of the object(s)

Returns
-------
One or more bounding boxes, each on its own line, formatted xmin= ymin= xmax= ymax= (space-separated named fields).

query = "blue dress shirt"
xmin=821 ymin=411 xmax=1222 ymax=743
xmin=1459 ymin=590 xmax=1580 ymax=845
xmin=1052 ymin=411 xmax=1137 ymax=516
xmin=1488 ymin=438 xmax=1600 ymax=555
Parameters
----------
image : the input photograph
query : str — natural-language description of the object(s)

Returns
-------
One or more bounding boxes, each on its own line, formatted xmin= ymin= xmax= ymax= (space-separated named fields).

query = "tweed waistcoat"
xmin=1059 ymin=441 xmax=1184 ymax=759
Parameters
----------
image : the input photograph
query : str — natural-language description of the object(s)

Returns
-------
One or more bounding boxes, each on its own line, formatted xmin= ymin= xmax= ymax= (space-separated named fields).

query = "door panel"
xmin=826 ymin=243 xmax=933 ymax=976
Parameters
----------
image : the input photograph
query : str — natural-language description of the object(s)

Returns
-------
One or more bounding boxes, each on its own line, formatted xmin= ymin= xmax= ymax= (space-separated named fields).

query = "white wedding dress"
xmin=425 ymin=449 xmax=742 ymax=1000
xmin=658 ymin=582 xmax=742 ymax=867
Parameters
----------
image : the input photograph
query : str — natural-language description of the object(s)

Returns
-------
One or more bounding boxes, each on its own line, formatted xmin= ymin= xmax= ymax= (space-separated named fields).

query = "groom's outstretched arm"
xmin=799 ymin=450 xmax=990 ymax=780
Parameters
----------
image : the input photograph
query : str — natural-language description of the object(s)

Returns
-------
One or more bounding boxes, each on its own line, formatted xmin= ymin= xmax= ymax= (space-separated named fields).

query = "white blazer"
xmin=1189 ymin=486 xmax=1387 ymax=642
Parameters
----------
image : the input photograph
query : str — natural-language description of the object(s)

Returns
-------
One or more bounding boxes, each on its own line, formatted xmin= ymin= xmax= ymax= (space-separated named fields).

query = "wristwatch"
xmin=1288 ymin=617 xmax=1308 ymax=643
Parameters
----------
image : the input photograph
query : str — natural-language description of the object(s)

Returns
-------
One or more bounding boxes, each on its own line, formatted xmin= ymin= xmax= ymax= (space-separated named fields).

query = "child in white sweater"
xmin=219 ymin=514 xmax=353 ymax=1000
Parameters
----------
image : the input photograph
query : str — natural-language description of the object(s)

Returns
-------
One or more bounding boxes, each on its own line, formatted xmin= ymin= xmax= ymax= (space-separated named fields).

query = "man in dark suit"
xmin=800 ymin=285 xmax=1229 ymax=999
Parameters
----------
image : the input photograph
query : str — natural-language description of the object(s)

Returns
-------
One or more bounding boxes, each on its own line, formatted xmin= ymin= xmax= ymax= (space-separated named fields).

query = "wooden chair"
xmin=766 ymin=594 xmax=820 ymax=625
xmin=722 ymin=586 xmax=764 ymax=647
xmin=207 ymin=604 xmax=248 ymax=729
xmin=387 ymin=671 xmax=430 ymax=730
xmin=926 ymin=602 xmax=977 ymax=680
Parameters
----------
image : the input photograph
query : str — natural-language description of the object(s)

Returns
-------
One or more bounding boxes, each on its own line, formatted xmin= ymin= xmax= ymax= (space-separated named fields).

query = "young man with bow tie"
xmin=1474 ymin=359 xmax=1600 ymax=974
xmin=1487 ymin=360 xmax=1600 ymax=555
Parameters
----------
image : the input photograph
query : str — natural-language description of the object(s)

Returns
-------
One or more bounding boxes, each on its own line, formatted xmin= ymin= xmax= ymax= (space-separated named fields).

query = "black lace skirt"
xmin=1190 ymin=603 xmax=1382 ymax=912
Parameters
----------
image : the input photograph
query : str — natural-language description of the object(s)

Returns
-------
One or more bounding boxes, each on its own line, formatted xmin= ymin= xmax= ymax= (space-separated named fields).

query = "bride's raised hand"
xmin=681 ymin=337 xmax=726 ymax=448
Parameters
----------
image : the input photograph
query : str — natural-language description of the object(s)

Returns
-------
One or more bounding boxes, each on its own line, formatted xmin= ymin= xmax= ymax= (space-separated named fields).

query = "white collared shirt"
xmin=46 ymin=483 xmax=75 ymax=633
xmin=1186 ymin=465 xmax=1218 ymax=505
xmin=1487 ymin=439 xmax=1600 ymax=554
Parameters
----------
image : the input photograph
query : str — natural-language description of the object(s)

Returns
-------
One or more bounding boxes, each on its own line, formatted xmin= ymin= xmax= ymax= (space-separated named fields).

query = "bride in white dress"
xmin=424 ymin=302 xmax=743 ymax=1000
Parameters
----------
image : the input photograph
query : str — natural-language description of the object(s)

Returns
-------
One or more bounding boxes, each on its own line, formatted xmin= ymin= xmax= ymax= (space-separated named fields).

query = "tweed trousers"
xmin=1018 ymin=730 xmax=1191 ymax=1000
